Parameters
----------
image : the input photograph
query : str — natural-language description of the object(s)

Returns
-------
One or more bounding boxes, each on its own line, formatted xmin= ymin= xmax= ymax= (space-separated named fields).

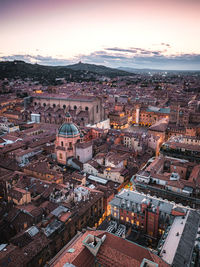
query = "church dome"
xmin=58 ymin=123 xmax=80 ymax=137
xmin=58 ymin=112 xmax=80 ymax=137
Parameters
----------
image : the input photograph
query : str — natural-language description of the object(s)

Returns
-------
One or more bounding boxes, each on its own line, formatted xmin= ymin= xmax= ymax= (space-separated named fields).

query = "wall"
xmin=32 ymin=96 xmax=105 ymax=124
xmin=76 ymin=145 xmax=92 ymax=163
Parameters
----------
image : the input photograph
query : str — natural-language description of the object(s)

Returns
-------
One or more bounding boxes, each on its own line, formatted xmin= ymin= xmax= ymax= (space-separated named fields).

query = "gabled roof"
xmin=49 ymin=230 xmax=169 ymax=267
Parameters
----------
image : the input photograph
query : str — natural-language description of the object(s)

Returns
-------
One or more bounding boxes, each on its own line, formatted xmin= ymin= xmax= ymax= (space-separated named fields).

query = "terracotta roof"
xmin=75 ymin=141 xmax=92 ymax=149
xmin=8 ymin=187 xmax=29 ymax=201
xmin=49 ymin=230 xmax=169 ymax=267
xmin=149 ymin=118 xmax=169 ymax=132
xmin=189 ymin=165 xmax=200 ymax=185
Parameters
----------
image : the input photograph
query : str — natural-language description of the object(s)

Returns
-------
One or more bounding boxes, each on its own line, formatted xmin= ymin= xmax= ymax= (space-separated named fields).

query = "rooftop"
xmin=160 ymin=211 xmax=189 ymax=264
xmin=48 ymin=230 xmax=170 ymax=267
xmin=88 ymin=175 xmax=108 ymax=185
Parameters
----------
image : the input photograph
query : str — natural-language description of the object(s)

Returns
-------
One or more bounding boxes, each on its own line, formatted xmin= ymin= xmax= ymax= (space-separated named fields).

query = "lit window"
xmin=136 ymin=221 xmax=139 ymax=226
xmin=126 ymin=217 xmax=129 ymax=222
xmin=131 ymin=220 xmax=134 ymax=224
xmin=121 ymin=216 xmax=124 ymax=220
xmin=131 ymin=212 xmax=134 ymax=217
xmin=114 ymin=212 xmax=117 ymax=217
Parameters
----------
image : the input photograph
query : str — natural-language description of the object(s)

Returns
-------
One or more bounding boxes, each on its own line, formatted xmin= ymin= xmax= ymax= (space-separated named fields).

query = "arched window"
xmin=34 ymin=102 xmax=37 ymax=106
xmin=61 ymin=141 xmax=64 ymax=147
xmin=53 ymin=104 xmax=56 ymax=108
xmin=43 ymin=103 xmax=46 ymax=107
xmin=63 ymin=104 xmax=66 ymax=109
xmin=74 ymin=105 xmax=77 ymax=110
xmin=96 ymin=105 xmax=98 ymax=113
xmin=81 ymin=118 xmax=84 ymax=121
xmin=48 ymin=113 xmax=51 ymax=117
xmin=85 ymin=106 xmax=89 ymax=111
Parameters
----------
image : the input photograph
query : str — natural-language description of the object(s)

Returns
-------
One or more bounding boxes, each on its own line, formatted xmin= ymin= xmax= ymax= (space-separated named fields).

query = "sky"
xmin=0 ymin=0 xmax=200 ymax=70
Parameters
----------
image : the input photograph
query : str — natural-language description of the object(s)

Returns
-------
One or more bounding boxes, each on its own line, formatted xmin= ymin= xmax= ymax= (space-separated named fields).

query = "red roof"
xmin=97 ymin=232 xmax=169 ymax=267
xmin=50 ymin=230 xmax=170 ymax=267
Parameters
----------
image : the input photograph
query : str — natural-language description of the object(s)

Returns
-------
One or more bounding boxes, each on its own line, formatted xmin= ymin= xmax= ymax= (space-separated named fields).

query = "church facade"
xmin=55 ymin=113 xmax=83 ymax=165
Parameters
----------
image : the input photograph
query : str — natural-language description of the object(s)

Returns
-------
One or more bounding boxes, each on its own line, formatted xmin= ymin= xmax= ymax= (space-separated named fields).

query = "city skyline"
xmin=0 ymin=0 xmax=200 ymax=70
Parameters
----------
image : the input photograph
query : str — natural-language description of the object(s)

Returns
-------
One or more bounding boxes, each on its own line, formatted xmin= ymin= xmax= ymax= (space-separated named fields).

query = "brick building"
xmin=29 ymin=93 xmax=106 ymax=125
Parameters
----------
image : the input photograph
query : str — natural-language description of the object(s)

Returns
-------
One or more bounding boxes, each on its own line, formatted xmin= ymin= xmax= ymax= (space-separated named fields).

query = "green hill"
xmin=0 ymin=60 xmax=132 ymax=85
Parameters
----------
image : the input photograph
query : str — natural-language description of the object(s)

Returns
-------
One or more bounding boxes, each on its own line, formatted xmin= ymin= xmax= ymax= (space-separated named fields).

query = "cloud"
xmin=80 ymin=49 xmax=200 ymax=70
xmin=105 ymin=47 xmax=164 ymax=57
xmin=1 ymin=49 xmax=200 ymax=70
xmin=161 ymin=43 xmax=171 ymax=47
xmin=0 ymin=54 xmax=73 ymax=66
xmin=106 ymin=47 xmax=138 ymax=53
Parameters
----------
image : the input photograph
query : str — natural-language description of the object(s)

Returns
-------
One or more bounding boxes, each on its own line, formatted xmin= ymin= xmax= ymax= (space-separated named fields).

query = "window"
xmin=43 ymin=103 xmax=46 ymax=107
xmin=74 ymin=105 xmax=77 ymax=110
xmin=121 ymin=216 xmax=124 ymax=220
xmin=69 ymin=142 xmax=72 ymax=148
xmin=126 ymin=217 xmax=129 ymax=222
xmin=96 ymin=105 xmax=99 ymax=113
xmin=114 ymin=212 xmax=117 ymax=217
xmin=61 ymin=141 xmax=64 ymax=147
xmin=59 ymin=153 xmax=63 ymax=159
xmin=63 ymin=104 xmax=66 ymax=109
xmin=53 ymin=104 xmax=56 ymax=108
xmin=131 ymin=220 xmax=134 ymax=224
xmin=85 ymin=106 xmax=89 ymax=111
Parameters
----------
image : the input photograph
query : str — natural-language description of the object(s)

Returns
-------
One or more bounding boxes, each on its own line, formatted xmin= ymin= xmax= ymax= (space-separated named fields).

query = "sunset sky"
xmin=0 ymin=0 xmax=200 ymax=70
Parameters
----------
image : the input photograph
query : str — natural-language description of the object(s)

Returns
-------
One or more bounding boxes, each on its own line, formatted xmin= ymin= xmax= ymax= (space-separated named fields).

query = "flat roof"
xmin=88 ymin=175 xmax=108 ymax=185
xmin=160 ymin=211 xmax=189 ymax=264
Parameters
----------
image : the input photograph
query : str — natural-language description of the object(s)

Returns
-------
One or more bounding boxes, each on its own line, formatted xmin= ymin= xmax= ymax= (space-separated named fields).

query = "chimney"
xmin=82 ymin=234 xmax=106 ymax=257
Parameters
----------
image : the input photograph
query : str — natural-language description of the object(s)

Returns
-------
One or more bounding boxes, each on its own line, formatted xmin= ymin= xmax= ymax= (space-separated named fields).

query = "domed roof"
xmin=58 ymin=123 xmax=80 ymax=137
